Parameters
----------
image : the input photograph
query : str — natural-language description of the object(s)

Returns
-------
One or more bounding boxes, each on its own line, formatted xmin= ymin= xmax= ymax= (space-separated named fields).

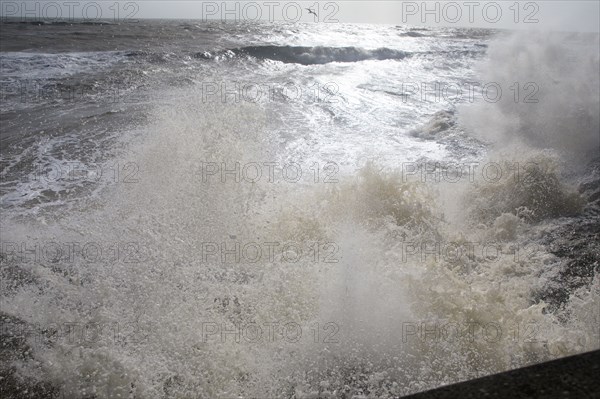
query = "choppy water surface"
xmin=1 ymin=19 xmax=599 ymax=398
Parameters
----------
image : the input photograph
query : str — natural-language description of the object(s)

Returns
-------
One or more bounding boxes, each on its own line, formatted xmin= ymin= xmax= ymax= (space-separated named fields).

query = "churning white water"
xmin=1 ymin=21 xmax=599 ymax=398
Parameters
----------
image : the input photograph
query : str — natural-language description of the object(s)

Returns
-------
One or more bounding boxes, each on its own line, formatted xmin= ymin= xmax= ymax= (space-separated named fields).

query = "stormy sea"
xmin=0 ymin=19 xmax=599 ymax=398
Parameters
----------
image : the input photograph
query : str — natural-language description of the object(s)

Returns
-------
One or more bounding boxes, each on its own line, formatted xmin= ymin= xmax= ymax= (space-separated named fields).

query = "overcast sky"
xmin=2 ymin=1 xmax=599 ymax=32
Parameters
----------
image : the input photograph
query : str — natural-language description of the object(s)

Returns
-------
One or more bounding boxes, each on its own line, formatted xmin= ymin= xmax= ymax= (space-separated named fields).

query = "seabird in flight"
xmin=306 ymin=8 xmax=318 ymax=18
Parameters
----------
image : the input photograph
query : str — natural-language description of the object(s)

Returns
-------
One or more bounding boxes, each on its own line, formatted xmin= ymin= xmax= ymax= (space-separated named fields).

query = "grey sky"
xmin=2 ymin=1 xmax=599 ymax=32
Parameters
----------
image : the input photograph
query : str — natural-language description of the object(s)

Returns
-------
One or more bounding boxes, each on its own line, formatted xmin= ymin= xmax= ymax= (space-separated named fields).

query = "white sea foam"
xmin=1 ymin=26 xmax=598 ymax=398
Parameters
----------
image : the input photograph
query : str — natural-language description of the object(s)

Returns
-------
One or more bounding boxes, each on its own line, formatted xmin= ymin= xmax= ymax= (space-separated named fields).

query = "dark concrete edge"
xmin=401 ymin=350 xmax=600 ymax=399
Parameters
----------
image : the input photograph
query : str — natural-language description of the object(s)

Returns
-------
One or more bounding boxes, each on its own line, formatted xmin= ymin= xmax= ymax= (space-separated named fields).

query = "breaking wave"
xmin=201 ymin=45 xmax=411 ymax=65
xmin=0 ymin=25 xmax=598 ymax=399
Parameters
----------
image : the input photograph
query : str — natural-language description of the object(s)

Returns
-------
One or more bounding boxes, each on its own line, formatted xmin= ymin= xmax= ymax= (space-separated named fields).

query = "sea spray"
xmin=458 ymin=31 xmax=600 ymax=162
xmin=1 ymin=25 xmax=598 ymax=399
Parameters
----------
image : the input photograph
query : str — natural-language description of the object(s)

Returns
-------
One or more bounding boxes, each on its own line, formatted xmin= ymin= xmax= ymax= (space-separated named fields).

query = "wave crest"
xmin=201 ymin=45 xmax=411 ymax=65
